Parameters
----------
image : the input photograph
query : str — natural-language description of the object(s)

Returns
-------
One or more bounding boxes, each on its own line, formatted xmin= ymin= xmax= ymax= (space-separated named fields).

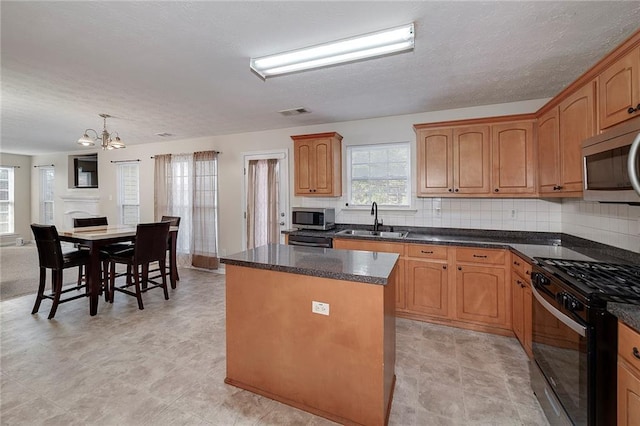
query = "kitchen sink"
xmin=335 ymin=229 xmax=408 ymax=239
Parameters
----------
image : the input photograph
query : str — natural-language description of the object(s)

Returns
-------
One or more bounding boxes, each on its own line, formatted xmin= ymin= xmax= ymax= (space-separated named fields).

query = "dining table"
xmin=59 ymin=224 xmax=179 ymax=316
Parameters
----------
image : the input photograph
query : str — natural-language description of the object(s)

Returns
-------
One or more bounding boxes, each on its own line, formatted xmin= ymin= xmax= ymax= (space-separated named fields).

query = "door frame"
xmin=241 ymin=149 xmax=289 ymax=250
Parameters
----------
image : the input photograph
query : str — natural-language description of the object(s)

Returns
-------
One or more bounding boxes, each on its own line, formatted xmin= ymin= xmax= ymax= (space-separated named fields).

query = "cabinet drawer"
xmin=333 ymin=239 xmax=405 ymax=256
xmin=511 ymin=254 xmax=532 ymax=281
xmin=407 ymin=244 xmax=448 ymax=260
xmin=619 ymin=321 xmax=640 ymax=374
xmin=456 ymin=247 xmax=506 ymax=265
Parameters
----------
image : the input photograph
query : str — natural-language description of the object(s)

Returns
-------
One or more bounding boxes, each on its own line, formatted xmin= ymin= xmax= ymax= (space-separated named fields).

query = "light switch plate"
xmin=312 ymin=301 xmax=330 ymax=316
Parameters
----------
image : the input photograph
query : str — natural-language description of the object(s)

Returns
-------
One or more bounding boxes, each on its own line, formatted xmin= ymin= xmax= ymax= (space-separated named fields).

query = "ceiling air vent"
xmin=155 ymin=132 xmax=174 ymax=137
xmin=278 ymin=107 xmax=310 ymax=116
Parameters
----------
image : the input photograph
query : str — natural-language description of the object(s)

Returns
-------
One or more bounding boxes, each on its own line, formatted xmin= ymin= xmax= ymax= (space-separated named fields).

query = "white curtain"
xmin=247 ymin=159 xmax=279 ymax=249
xmin=154 ymin=151 xmax=218 ymax=269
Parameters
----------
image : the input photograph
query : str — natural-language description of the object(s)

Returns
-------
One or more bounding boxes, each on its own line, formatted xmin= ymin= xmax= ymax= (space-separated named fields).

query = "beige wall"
xmin=0 ymin=153 xmax=31 ymax=244
xmin=27 ymin=97 xmax=640 ymax=255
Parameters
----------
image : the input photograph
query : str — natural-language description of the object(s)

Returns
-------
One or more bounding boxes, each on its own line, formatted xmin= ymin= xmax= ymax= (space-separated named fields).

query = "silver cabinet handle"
xmin=628 ymin=132 xmax=640 ymax=197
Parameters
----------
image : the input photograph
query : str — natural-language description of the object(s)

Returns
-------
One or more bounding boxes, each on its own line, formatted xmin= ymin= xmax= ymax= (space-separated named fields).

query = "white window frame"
xmin=0 ymin=166 xmax=15 ymax=234
xmin=117 ymin=162 xmax=140 ymax=225
xmin=39 ymin=167 xmax=55 ymax=225
xmin=346 ymin=142 xmax=412 ymax=209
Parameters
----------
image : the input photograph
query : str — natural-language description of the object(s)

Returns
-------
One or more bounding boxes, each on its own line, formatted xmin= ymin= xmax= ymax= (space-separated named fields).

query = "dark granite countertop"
xmin=284 ymin=225 xmax=639 ymax=265
xmin=608 ymin=303 xmax=640 ymax=333
xmin=220 ymin=243 xmax=399 ymax=285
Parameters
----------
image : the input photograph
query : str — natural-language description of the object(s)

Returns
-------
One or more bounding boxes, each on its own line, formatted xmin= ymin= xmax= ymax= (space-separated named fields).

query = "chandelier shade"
xmin=77 ymin=114 xmax=126 ymax=150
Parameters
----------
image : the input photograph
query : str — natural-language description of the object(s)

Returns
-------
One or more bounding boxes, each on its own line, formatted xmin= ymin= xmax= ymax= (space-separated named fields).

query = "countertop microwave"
xmin=291 ymin=207 xmax=335 ymax=230
xmin=582 ymin=117 xmax=640 ymax=204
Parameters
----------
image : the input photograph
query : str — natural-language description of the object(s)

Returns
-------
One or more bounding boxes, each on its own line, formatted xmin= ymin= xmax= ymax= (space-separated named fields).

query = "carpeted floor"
xmin=0 ymin=243 xmax=44 ymax=301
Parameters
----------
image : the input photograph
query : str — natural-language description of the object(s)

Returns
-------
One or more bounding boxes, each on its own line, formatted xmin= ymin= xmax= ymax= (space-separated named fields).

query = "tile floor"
xmin=0 ymin=268 xmax=549 ymax=425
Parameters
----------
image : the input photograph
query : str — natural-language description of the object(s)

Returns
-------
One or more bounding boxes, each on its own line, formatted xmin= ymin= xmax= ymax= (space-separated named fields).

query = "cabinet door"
xmin=618 ymin=361 xmax=640 ymax=426
xmin=558 ymin=82 xmax=596 ymax=193
xmin=491 ymin=121 xmax=536 ymax=194
xmin=599 ymin=47 xmax=640 ymax=129
xmin=453 ymin=126 xmax=490 ymax=194
xmin=312 ymin=139 xmax=333 ymax=195
xmin=512 ymin=276 xmax=524 ymax=342
xmin=406 ymin=260 xmax=450 ymax=318
xmin=416 ymin=128 xmax=453 ymax=195
xmin=294 ymin=141 xmax=313 ymax=195
xmin=523 ymin=284 xmax=533 ymax=357
xmin=537 ymin=107 xmax=560 ymax=194
xmin=455 ymin=265 xmax=507 ymax=326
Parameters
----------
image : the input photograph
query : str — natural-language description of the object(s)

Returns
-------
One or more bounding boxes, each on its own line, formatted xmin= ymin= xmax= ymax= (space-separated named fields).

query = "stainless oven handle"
xmin=629 ymin=132 xmax=640 ymax=196
xmin=288 ymin=241 xmax=331 ymax=248
xmin=531 ymin=285 xmax=587 ymax=337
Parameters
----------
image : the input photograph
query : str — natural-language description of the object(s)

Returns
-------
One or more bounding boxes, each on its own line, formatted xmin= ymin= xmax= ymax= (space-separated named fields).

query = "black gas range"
xmin=530 ymin=257 xmax=640 ymax=426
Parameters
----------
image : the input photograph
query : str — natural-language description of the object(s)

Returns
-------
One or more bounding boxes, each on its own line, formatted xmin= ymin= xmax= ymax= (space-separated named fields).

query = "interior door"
xmin=243 ymin=150 xmax=289 ymax=249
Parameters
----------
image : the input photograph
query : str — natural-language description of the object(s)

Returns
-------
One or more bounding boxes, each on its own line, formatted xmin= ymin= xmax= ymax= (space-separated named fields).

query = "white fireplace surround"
xmin=60 ymin=194 xmax=100 ymax=228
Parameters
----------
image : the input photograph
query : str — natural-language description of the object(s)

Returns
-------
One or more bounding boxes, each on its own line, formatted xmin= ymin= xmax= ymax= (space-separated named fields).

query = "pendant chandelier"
xmin=77 ymin=113 xmax=125 ymax=150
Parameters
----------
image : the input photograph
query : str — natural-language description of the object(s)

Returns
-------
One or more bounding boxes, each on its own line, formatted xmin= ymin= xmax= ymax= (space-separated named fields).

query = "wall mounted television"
xmin=73 ymin=154 xmax=98 ymax=188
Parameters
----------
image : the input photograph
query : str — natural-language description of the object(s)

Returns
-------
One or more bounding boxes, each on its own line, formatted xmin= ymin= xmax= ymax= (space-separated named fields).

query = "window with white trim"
xmin=0 ymin=167 xmax=15 ymax=234
xmin=117 ymin=162 xmax=139 ymax=225
xmin=40 ymin=167 xmax=55 ymax=225
xmin=346 ymin=142 xmax=411 ymax=207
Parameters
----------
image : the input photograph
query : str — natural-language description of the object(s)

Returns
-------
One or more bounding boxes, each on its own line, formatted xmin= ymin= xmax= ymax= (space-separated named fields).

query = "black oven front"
xmin=530 ymin=267 xmax=617 ymax=426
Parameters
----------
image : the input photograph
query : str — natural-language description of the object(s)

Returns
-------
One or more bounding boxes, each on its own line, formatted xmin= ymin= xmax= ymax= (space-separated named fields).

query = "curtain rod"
xmin=1 ymin=165 xmax=21 ymax=168
xmin=33 ymin=164 xmax=54 ymax=168
xmin=150 ymin=150 xmax=221 ymax=159
xmin=110 ymin=159 xmax=141 ymax=163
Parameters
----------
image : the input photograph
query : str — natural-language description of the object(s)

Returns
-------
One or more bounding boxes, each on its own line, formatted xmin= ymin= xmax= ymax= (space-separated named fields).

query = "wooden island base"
xmin=225 ymin=264 xmax=397 ymax=426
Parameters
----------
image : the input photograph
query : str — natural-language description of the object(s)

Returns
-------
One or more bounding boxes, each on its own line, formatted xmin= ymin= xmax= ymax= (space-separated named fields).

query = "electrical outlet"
xmin=511 ymin=209 xmax=516 ymax=219
xmin=312 ymin=301 xmax=330 ymax=316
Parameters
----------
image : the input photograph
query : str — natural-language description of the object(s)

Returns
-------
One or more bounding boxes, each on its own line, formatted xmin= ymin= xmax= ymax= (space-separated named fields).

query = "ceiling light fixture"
xmin=77 ymin=113 xmax=126 ymax=150
xmin=250 ymin=23 xmax=415 ymax=79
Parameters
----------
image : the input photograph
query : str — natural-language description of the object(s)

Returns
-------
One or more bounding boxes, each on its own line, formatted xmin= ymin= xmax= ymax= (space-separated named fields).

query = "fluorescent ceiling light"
xmin=250 ymin=23 xmax=414 ymax=79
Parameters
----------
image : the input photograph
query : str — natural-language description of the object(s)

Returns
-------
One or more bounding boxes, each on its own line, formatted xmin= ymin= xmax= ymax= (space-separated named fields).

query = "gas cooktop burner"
xmin=536 ymin=258 xmax=640 ymax=301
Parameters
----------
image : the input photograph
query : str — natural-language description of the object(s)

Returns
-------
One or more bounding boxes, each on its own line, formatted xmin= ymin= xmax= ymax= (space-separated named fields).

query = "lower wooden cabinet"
xmin=618 ymin=321 xmax=640 ymax=426
xmin=455 ymin=264 xmax=508 ymax=327
xmin=618 ymin=361 xmax=640 ymax=425
xmin=512 ymin=273 xmax=533 ymax=357
xmin=511 ymin=254 xmax=533 ymax=357
xmin=405 ymin=259 xmax=450 ymax=318
xmin=332 ymin=239 xmax=513 ymax=334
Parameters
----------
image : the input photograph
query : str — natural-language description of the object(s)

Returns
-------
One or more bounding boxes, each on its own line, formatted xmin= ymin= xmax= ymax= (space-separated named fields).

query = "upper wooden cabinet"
xmin=416 ymin=125 xmax=491 ymax=196
xmin=537 ymin=82 xmax=596 ymax=196
xmin=415 ymin=118 xmax=535 ymax=197
xmin=599 ymin=47 xmax=640 ymax=129
xmin=537 ymin=107 xmax=560 ymax=193
xmin=416 ymin=128 xmax=454 ymax=195
xmin=453 ymin=126 xmax=491 ymax=195
xmin=491 ymin=120 xmax=536 ymax=195
xmin=415 ymin=125 xmax=491 ymax=196
xmin=292 ymin=132 xmax=342 ymax=197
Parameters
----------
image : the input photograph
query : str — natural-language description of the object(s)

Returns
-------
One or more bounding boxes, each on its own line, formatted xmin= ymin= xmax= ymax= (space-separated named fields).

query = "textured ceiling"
xmin=1 ymin=1 xmax=640 ymax=155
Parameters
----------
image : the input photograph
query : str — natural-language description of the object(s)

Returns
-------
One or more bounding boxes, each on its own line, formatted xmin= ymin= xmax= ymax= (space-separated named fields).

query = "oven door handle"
xmin=531 ymin=285 xmax=587 ymax=337
xmin=288 ymin=241 xmax=331 ymax=248
xmin=628 ymin=132 xmax=640 ymax=196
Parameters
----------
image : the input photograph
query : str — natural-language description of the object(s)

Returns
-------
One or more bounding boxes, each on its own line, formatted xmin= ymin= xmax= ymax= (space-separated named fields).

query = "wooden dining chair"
xmin=74 ymin=216 xmax=108 ymax=287
xmin=108 ymin=222 xmax=171 ymax=310
xmin=30 ymin=224 xmax=91 ymax=319
xmin=149 ymin=215 xmax=181 ymax=288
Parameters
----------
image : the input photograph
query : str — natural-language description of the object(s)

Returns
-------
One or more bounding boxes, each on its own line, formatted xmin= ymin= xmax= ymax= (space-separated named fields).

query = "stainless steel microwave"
xmin=291 ymin=207 xmax=335 ymax=230
xmin=582 ymin=117 xmax=640 ymax=204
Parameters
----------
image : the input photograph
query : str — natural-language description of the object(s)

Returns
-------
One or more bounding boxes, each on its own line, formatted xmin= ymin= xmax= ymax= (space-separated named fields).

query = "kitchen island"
xmin=221 ymin=244 xmax=399 ymax=426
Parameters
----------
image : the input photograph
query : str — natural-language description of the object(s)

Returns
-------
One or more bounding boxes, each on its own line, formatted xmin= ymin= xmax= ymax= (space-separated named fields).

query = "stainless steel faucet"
xmin=371 ymin=202 xmax=383 ymax=231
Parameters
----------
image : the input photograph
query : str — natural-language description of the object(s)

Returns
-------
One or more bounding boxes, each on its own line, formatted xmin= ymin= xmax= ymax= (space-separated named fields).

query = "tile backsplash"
xmin=562 ymin=200 xmax=640 ymax=253
xmin=294 ymin=196 xmax=640 ymax=253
